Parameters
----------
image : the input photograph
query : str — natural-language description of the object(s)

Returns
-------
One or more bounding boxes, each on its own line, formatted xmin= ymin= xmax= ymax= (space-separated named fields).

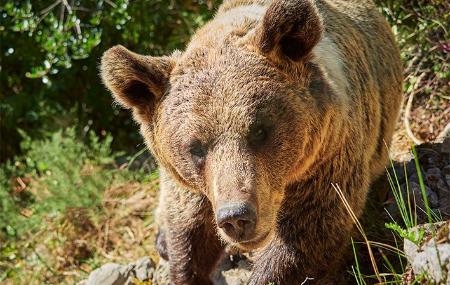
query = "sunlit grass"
xmin=335 ymin=144 xmax=444 ymax=285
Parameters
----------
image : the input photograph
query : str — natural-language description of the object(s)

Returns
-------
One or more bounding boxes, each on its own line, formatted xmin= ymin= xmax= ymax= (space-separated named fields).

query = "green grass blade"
xmin=411 ymin=145 xmax=432 ymax=224
xmin=351 ymin=238 xmax=366 ymax=285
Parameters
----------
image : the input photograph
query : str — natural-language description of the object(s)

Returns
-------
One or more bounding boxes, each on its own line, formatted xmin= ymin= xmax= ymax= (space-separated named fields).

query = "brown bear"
xmin=100 ymin=0 xmax=402 ymax=284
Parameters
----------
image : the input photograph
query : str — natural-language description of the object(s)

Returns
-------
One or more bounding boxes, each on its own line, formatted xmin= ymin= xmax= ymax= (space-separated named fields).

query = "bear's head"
xmin=101 ymin=0 xmax=339 ymax=250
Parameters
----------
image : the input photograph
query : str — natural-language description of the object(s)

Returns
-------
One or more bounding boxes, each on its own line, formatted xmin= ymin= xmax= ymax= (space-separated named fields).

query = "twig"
xmin=103 ymin=221 xmax=110 ymax=250
xmin=61 ymin=0 xmax=72 ymax=14
xmin=61 ymin=0 xmax=81 ymax=36
xmin=404 ymin=54 xmax=420 ymax=75
xmin=71 ymin=6 xmax=91 ymax=12
xmin=105 ymin=0 xmax=117 ymax=8
xmin=16 ymin=177 xmax=26 ymax=191
xmin=403 ymin=73 xmax=426 ymax=145
xmin=436 ymin=123 xmax=450 ymax=142
xmin=300 ymin=277 xmax=314 ymax=284
xmin=38 ymin=0 xmax=62 ymax=25
xmin=40 ymin=0 xmax=61 ymax=15
xmin=59 ymin=1 xmax=65 ymax=30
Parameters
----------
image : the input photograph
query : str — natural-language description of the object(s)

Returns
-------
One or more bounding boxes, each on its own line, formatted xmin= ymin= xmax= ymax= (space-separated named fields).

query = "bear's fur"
xmin=101 ymin=0 xmax=402 ymax=284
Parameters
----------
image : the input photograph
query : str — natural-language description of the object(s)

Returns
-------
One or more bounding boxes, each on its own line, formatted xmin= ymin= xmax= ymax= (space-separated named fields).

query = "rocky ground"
xmin=79 ymin=255 xmax=253 ymax=285
xmin=80 ymin=138 xmax=450 ymax=285
xmin=385 ymin=137 xmax=450 ymax=223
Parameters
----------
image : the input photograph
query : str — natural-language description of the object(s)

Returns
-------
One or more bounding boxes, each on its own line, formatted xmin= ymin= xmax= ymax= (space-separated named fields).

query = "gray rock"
xmin=150 ymin=256 xmax=252 ymax=285
xmin=443 ymin=165 xmax=450 ymax=188
xmin=426 ymin=167 xmax=450 ymax=196
xmin=85 ymin=263 xmax=132 ymax=285
xmin=404 ymin=221 xmax=450 ymax=284
xmin=82 ymin=257 xmax=157 ymax=285
xmin=402 ymin=182 xmax=439 ymax=209
xmin=219 ymin=260 xmax=252 ymax=285
xmin=133 ymin=256 xmax=155 ymax=281
xmin=152 ymin=259 xmax=170 ymax=285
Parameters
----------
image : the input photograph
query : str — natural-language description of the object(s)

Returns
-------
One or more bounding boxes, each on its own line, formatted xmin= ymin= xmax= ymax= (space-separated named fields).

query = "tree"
xmin=0 ymin=0 xmax=220 ymax=161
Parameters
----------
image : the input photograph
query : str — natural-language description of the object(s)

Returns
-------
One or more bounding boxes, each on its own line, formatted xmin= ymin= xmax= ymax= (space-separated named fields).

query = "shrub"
xmin=0 ymin=127 xmax=146 ymax=239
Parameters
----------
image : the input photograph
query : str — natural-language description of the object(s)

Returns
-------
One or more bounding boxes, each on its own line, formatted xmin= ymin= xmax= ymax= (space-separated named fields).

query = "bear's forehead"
xmin=160 ymin=46 xmax=302 ymax=136
xmin=162 ymin=73 xmax=295 ymax=139
xmin=170 ymin=46 xmax=287 ymax=99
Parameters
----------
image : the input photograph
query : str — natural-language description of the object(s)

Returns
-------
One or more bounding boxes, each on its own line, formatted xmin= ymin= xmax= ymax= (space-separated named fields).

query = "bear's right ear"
xmin=100 ymin=45 xmax=174 ymax=110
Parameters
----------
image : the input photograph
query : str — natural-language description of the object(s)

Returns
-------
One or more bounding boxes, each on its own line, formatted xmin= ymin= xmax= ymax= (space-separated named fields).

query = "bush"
xmin=0 ymin=127 xmax=146 ymax=239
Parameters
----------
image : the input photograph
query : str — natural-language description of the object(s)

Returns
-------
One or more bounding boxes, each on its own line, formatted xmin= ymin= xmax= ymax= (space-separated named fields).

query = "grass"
xmin=351 ymin=237 xmax=366 ymax=285
xmin=0 ymin=127 xmax=160 ymax=284
xmin=335 ymin=145 xmax=445 ymax=285
xmin=412 ymin=145 xmax=433 ymax=224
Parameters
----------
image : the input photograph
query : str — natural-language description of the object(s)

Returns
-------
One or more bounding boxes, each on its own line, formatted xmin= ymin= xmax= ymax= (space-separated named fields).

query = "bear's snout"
xmin=216 ymin=202 xmax=257 ymax=242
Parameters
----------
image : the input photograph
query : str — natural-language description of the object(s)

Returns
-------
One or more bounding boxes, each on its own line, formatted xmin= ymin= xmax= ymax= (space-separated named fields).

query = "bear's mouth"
xmin=237 ymin=231 xmax=271 ymax=249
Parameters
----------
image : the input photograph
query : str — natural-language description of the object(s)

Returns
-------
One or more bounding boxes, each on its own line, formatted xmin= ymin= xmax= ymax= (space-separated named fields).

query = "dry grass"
xmin=2 ymin=178 xmax=160 ymax=285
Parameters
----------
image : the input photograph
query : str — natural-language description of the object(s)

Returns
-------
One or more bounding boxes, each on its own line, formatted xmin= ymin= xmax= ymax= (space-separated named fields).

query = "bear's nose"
xmin=216 ymin=203 xmax=256 ymax=241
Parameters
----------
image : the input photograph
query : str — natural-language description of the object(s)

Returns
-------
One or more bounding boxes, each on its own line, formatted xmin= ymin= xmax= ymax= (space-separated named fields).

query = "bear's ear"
xmin=256 ymin=0 xmax=323 ymax=62
xmin=100 ymin=45 xmax=174 ymax=110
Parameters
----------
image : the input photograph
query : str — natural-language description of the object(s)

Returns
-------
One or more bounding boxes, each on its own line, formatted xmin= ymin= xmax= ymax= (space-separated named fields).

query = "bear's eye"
xmin=248 ymin=125 xmax=270 ymax=148
xmin=189 ymin=141 xmax=207 ymax=166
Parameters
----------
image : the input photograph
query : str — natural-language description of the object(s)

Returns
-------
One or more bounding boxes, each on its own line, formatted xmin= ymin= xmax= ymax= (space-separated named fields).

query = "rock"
xmin=220 ymin=260 xmax=252 ymax=285
xmin=441 ymin=137 xmax=450 ymax=153
xmin=133 ymin=256 xmax=155 ymax=281
xmin=152 ymin=259 xmax=170 ymax=285
xmin=443 ymin=165 xmax=450 ymax=188
xmin=426 ymin=167 xmax=450 ymax=195
xmin=150 ymin=255 xmax=252 ymax=285
xmin=404 ymin=221 xmax=450 ymax=284
xmin=413 ymin=182 xmax=439 ymax=208
xmin=381 ymin=139 xmax=450 ymax=225
xmin=82 ymin=257 xmax=157 ymax=285
xmin=85 ymin=263 xmax=132 ymax=285
xmin=81 ymin=255 xmax=253 ymax=285
xmin=383 ymin=183 xmax=438 ymax=225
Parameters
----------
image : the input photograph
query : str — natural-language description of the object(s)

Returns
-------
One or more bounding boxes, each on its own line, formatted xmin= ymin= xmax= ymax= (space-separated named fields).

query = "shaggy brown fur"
xmin=101 ymin=0 xmax=402 ymax=284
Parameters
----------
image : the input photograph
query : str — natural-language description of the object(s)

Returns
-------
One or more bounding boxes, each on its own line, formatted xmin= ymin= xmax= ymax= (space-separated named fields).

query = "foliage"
xmin=376 ymin=0 xmax=449 ymax=96
xmin=0 ymin=0 xmax=220 ymax=161
xmin=383 ymin=144 xmax=440 ymax=247
xmin=0 ymin=127 xmax=137 ymax=238
xmin=385 ymin=222 xmax=424 ymax=245
xmin=0 ymin=127 xmax=154 ymax=282
xmin=1 ymin=0 xmax=129 ymax=79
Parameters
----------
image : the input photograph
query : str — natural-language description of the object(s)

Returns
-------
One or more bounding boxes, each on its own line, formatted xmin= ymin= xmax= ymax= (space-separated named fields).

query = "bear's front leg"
xmin=249 ymin=198 xmax=360 ymax=285
xmin=248 ymin=162 xmax=370 ymax=285
xmin=162 ymin=180 xmax=224 ymax=285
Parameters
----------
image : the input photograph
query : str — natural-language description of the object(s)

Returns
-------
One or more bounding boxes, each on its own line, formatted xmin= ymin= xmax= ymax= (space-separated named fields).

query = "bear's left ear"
xmin=256 ymin=0 xmax=323 ymax=62
xmin=100 ymin=45 xmax=175 ymax=112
